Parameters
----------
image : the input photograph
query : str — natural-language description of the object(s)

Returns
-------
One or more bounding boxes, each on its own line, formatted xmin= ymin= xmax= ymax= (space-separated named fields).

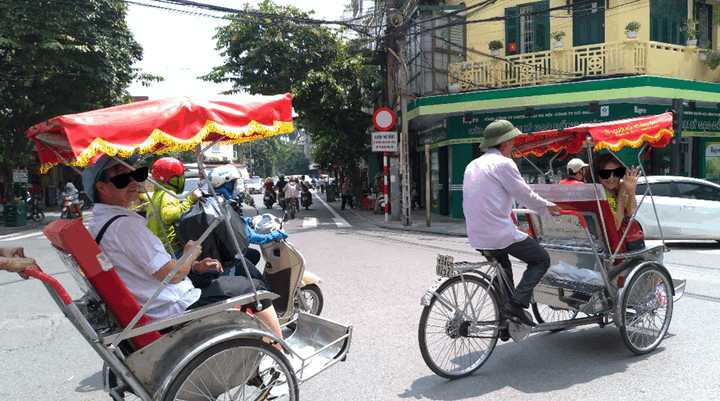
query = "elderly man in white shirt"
xmin=463 ymin=120 xmax=561 ymax=326
xmin=81 ymin=155 xmax=283 ymax=339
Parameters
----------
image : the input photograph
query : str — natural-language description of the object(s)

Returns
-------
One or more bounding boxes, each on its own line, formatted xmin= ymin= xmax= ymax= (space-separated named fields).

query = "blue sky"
xmin=126 ymin=1 xmax=347 ymax=98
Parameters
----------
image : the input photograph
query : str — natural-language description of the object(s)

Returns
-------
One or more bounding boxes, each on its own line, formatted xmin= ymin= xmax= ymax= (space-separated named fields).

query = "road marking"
xmin=0 ymin=231 xmax=45 ymax=242
xmin=313 ymin=192 xmax=351 ymax=228
xmin=303 ymin=217 xmax=318 ymax=228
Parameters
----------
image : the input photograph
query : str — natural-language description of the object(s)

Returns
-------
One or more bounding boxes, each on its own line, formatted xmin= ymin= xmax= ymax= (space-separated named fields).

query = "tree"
xmin=205 ymin=0 xmax=382 ymax=179
xmin=0 ymin=0 xmax=145 ymax=196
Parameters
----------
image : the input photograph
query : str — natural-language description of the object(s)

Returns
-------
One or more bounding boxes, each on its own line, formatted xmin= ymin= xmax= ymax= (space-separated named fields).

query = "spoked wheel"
xmin=30 ymin=211 xmax=45 ymax=222
xmin=418 ymin=275 xmax=500 ymax=379
xmin=297 ymin=284 xmax=324 ymax=315
xmin=531 ymin=303 xmax=579 ymax=331
xmin=163 ymin=338 xmax=299 ymax=401
xmin=619 ymin=265 xmax=674 ymax=355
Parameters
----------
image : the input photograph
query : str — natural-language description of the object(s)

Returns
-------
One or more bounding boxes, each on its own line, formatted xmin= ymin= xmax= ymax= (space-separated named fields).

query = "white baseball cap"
xmin=567 ymin=158 xmax=589 ymax=174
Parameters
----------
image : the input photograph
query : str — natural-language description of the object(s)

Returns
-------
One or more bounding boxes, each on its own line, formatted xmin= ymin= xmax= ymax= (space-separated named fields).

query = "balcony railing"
xmin=449 ymin=40 xmax=718 ymax=91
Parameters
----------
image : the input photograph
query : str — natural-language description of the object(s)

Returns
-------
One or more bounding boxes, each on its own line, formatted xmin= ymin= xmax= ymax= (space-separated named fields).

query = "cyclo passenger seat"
xmin=44 ymin=219 xmax=162 ymax=349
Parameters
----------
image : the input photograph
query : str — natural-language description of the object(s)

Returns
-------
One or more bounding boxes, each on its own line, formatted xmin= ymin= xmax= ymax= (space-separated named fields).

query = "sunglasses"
xmin=597 ymin=167 xmax=626 ymax=180
xmin=106 ymin=167 xmax=149 ymax=189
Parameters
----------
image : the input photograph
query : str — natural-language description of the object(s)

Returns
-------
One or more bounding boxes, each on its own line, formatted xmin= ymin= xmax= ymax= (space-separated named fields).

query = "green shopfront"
xmin=410 ymin=76 xmax=720 ymax=219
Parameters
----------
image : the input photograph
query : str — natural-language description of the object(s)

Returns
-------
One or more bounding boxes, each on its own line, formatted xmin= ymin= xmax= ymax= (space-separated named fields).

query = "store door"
xmin=573 ymin=1 xmax=604 ymax=46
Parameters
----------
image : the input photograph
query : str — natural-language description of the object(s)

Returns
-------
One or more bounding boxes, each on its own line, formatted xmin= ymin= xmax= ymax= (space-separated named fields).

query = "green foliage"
xmin=625 ymin=21 xmax=641 ymax=33
xmin=703 ymin=50 xmax=720 ymax=70
xmin=206 ymin=0 xmax=382 ymax=173
xmin=682 ymin=19 xmax=698 ymax=40
xmin=551 ymin=31 xmax=565 ymax=42
xmin=488 ymin=40 xmax=503 ymax=51
xmin=235 ymin=138 xmax=309 ymax=177
xmin=0 ymin=0 xmax=144 ymax=188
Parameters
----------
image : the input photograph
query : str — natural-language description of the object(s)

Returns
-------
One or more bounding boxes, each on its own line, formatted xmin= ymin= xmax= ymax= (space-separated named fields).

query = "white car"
xmin=634 ymin=176 xmax=720 ymax=241
xmin=245 ymin=176 xmax=263 ymax=194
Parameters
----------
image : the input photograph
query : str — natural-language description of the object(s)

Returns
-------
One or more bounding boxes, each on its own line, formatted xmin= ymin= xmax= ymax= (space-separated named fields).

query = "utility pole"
xmin=671 ymin=98 xmax=684 ymax=175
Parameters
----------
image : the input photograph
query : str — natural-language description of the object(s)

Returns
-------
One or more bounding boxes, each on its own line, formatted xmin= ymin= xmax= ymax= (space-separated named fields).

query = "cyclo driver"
xmin=463 ymin=120 xmax=560 ymax=327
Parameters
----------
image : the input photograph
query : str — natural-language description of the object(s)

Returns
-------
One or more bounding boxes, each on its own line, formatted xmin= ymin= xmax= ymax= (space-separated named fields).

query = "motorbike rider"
xmin=274 ymin=175 xmax=288 ymax=210
xmin=208 ymin=165 xmax=288 ymax=278
xmin=62 ymin=182 xmax=83 ymax=217
xmin=146 ymin=157 xmax=202 ymax=255
xmin=300 ymin=176 xmax=312 ymax=207
xmin=263 ymin=177 xmax=276 ymax=206
xmin=559 ymin=158 xmax=589 ymax=185
xmin=463 ymin=120 xmax=561 ymax=327
xmin=284 ymin=177 xmax=301 ymax=210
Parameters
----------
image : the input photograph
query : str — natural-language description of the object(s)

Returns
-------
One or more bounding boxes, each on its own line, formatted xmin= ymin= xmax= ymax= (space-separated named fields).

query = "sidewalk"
xmin=328 ymin=197 xmax=467 ymax=237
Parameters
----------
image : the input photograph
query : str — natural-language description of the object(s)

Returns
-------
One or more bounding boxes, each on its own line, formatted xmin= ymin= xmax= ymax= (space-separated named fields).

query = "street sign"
xmin=12 ymin=169 xmax=28 ymax=183
xmin=372 ymin=131 xmax=398 ymax=152
xmin=373 ymin=107 xmax=397 ymax=132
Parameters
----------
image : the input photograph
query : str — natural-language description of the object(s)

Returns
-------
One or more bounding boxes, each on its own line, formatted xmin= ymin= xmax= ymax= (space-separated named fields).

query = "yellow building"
xmin=409 ymin=0 xmax=720 ymax=218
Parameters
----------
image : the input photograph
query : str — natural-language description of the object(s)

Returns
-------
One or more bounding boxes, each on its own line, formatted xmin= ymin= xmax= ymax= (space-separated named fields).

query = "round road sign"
xmin=373 ymin=107 xmax=397 ymax=131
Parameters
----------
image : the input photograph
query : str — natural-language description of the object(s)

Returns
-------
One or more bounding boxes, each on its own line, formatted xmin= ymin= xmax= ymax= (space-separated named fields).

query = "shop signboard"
xmin=12 ymin=169 xmax=28 ymax=184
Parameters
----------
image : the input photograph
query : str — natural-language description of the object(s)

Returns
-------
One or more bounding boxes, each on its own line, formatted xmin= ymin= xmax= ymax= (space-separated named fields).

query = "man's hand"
xmin=547 ymin=205 xmax=562 ymax=216
xmin=192 ymin=258 xmax=223 ymax=274
xmin=191 ymin=188 xmax=203 ymax=200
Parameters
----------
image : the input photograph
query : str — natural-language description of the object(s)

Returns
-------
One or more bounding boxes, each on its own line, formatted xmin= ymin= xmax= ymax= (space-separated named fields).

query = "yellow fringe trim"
xmin=39 ymin=120 xmax=293 ymax=173
xmin=592 ymin=128 xmax=673 ymax=153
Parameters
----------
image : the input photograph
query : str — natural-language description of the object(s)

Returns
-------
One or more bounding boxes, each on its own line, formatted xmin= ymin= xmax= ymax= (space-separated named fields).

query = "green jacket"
xmin=146 ymin=188 xmax=198 ymax=254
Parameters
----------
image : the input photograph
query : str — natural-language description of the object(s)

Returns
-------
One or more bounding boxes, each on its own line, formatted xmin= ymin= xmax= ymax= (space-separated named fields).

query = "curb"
xmin=331 ymin=201 xmax=468 ymax=238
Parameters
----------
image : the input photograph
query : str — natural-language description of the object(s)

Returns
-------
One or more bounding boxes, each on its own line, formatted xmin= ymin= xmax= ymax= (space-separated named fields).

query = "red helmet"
xmin=152 ymin=157 xmax=184 ymax=183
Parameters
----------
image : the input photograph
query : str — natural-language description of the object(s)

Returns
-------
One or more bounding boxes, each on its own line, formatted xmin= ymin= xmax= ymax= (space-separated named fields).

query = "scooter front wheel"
xmin=298 ymin=284 xmax=324 ymax=315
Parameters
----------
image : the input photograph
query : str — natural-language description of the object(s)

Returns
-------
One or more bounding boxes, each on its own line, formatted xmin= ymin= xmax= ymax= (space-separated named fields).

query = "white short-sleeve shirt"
xmin=89 ymin=203 xmax=201 ymax=320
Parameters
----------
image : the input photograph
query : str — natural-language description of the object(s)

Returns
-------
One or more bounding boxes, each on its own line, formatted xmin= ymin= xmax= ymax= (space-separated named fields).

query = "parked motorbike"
xmin=25 ymin=192 xmax=45 ymax=222
xmin=301 ymin=188 xmax=312 ymax=210
xmin=251 ymin=213 xmax=324 ymax=316
xmin=263 ymin=190 xmax=276 ymax=209
xmin=60 ymin=195 xmax=82 ymax=219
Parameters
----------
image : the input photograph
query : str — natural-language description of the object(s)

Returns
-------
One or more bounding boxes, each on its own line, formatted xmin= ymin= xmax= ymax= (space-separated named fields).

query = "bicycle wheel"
xmin=163 ymin=338 xmax=298 ymax=401
xmin=619 ymin=265 xmax=673 ymax=355
xmin=418 ymin=275 xmax=499 ymax=379
xmin=531 ymin=303 xmax=578 ymax=330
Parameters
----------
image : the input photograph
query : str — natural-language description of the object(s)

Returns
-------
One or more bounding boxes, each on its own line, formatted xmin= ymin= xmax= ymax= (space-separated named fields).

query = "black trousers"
xmin=341 ymin=194 xmax=354 ymax=210
xmin=188 ymin=275 xmax=271 ymax=310
xmin=484 ymin=236 xmax=550 ymax=307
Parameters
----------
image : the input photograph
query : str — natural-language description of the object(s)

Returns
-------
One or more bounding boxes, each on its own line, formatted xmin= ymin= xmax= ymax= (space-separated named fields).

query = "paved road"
xmin=1 ymin=192 xmax=719 ymax=400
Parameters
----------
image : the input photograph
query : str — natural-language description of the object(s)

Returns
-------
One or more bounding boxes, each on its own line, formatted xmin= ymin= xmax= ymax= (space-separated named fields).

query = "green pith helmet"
xmin=481 ymin=119 xmax=522 ymax=149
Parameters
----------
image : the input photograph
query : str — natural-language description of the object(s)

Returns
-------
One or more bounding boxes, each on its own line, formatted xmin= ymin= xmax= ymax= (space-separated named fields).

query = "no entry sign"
xmin=373 ymin=107 xmax=397 ymax=132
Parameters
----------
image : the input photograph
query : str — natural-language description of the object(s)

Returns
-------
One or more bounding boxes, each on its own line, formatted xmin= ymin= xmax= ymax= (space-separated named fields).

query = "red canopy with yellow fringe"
xmin=513 ymin=112 xmax=674 ymax=158
xmin=26 ymin=93 xmax=294 ymax=172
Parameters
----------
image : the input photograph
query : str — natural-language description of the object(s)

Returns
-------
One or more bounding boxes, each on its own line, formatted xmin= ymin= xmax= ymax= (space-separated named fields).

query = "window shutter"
xmin=533 ymin=0 xmax=550 ymax=52
xmin=505 ymin=7 xmax=519 ymax=54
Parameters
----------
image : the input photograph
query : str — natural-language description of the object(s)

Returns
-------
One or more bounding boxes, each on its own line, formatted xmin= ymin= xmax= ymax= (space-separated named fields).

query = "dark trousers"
xmin=341 ymin=194 xmax=353 ymax=210
xmin=484 ymin=237 xmax=550 ymax=307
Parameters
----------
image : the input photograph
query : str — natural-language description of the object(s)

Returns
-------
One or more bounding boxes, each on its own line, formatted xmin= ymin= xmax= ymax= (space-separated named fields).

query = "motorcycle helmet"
xmin=152 ymin=157 xmax=185 ymax=194
xmin=209 ymin=164 xmax=241 ymax=200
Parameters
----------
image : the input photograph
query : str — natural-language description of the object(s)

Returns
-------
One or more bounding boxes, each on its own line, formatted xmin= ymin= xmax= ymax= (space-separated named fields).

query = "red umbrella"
xmin=27 ymin=93 xmax=293 ymax=172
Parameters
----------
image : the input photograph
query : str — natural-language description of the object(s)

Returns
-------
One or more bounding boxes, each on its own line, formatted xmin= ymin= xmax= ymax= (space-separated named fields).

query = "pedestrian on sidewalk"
xmin=340 ymin=178 xmax=354 ymax=210
xmin=463 ymin=119 xmax=561 ymax=326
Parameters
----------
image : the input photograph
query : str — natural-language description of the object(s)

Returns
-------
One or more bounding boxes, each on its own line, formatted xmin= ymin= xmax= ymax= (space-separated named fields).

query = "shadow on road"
xmin=76 ymin=370 xmax=103 ymax=393
xmin=399 ymin=326 xmax=659 ymax=400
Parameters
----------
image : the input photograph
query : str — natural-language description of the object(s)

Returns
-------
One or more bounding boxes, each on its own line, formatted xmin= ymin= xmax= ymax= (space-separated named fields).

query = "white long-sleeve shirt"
xmin=463 ymin=148 xmax=555 ymax=250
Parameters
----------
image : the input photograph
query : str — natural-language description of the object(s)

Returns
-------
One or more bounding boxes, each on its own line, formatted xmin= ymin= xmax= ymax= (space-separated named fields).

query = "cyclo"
xmin=418 ymin=112 xmax=687 ymax=379
xmin=13 ymin=94 xmax=352 ymax=400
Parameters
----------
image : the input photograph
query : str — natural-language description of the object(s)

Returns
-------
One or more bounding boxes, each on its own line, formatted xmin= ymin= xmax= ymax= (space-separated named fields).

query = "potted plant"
xmin=625 ymin=21 xmax=640 ymax=39
xmin=488 ymin=40 xmax=503 ymax=57
xmin=683 ymin=18 xmax=698 ymax=47
xmin=551 ymin=31 xmax=566 ymax=49
xmin=703 ymin=50 xmax=720 ymax=70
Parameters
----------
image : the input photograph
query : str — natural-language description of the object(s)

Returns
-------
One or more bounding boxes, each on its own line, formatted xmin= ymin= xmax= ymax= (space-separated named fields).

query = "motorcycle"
xmin=301 ymin=187 xmax=312 ymax=210
xmin=251 ymin=213 xmax=324 ymax=316
xmin=25 ymin=192 xmax=45 ymax=222
xmin=263 ymin=190 xmax=276 ymax=209
xmin=286 ymin=197 xmax=299 ymax=220
xmin=60 ymin=195 xmax=82 ymax=219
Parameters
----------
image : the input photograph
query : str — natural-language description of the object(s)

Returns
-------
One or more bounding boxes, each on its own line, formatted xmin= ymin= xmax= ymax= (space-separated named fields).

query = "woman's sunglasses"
xmin=106 ymin=167 xmax=149 ymax=189
xmin=597 ymin=167 xmax=626 ymax=179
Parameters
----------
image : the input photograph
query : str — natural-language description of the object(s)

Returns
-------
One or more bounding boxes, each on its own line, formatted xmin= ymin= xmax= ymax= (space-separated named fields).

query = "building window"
xmin=650 ymin=0 xmax=688 ymax=45
xmin=506 ymin=1 xmax=550 ymax=55
xmin=695 ymin=0 xmax=713 ymax=49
